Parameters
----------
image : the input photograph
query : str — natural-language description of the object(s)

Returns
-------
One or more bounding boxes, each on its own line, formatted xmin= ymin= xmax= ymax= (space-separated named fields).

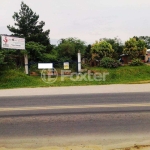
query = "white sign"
xmin=1 ymin=35 xmax=25 ymax=50
xmin=38 ymin=63 xmax=53 ymax=69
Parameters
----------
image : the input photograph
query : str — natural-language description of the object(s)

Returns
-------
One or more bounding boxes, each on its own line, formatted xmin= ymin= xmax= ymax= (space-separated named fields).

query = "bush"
xmin=100 ymin=57 xmax=121 ymax=68
xmin=129 ymin=58 xmax=144 ymax=66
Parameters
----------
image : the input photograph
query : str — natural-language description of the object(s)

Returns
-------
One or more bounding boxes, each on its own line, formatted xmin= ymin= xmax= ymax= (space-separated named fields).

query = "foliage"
xmin=26 ymin=42 xmax=46 ymax=62
xmin=42 ymin=50 xmax=58 ymax=62
xmin=123 ymin=38 xmax=146 ymax=59
xmin=91 ymin=40 xmax=114 ymax=59
xmin=100 ymin=38 xmax=124 ymax=59
xmin=129 ymin=58 xmax=144 ymax=66
xmin=57 ymin=37 xmax=86 ymax=61
xmin=133 ymin=36 xmax=150 ymax=49
xmin=100 ymin=57 xmax=121 ymax=68
xmin=0 ymin=51 xmax=5 ymax=64
xmin=84 ymin=44 xmax=92 ymax=60
xmin=4 ymin=1 xmax=54 ymax=68
xmin=7 ymin=2 xmax=50 ymax=47
xmin=1 ymin=65 xmax=150 ymax=89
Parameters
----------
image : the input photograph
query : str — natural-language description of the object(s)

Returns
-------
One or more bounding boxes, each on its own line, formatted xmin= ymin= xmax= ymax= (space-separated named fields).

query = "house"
xmin=120 ymin=54 xmax=129 ymax=64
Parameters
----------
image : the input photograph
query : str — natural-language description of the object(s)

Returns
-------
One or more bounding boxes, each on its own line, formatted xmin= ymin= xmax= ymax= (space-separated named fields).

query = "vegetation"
xmin=134 ymin=36 xmax=150 ymax=49
xmin=6 ymin=2 xmax=52 ymax=63
xmin=100 ymin=38 xmax=124 ymax=59
xmin=0 ymin=51 xmax=5 ymax=64
xmin=1 ymin=2 xmax=150 ymax=89
xmin=100 ymin=57 xmax=121 ymax=68
xmin=129 ymin=58 xmax=144 ymax=66
xmin=56 ymin=38 xmax=86 ymax=62
xmin=0 ymin=65 xmax=150 ymax=89
xmin=7 ymin=2 xmax=50 ymax=47
xmin=123 ymin=38 xmax=146 ymax=59
xmin=91 ymin=40 xmax=114 ymax=59
xmin=25 ymin=42 xmax=46 ymax=62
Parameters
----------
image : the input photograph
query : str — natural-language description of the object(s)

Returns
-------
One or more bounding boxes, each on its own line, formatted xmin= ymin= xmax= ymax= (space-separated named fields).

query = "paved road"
xmin=0 ymin=93 xmax=150 ymax=143
xmin=0 ymin=93 xmax=150 ymax=116
xmin=1 ymin=84 xmax=150 ymax=97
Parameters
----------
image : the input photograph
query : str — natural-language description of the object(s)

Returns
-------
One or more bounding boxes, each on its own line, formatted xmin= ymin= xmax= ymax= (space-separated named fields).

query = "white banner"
xmin=1 ymin=35 xmax=25 ymax=50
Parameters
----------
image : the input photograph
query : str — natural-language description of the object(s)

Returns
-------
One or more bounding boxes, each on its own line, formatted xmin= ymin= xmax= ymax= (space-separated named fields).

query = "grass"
xmin=0 ymin=65 xmax=150 ymax=89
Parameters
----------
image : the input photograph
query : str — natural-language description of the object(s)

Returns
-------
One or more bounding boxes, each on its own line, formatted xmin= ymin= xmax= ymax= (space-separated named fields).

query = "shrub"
xmin=100 ymin=57 xmax=121 ymax=68
xmin=129 ymin=58 xmax=144 ymax=66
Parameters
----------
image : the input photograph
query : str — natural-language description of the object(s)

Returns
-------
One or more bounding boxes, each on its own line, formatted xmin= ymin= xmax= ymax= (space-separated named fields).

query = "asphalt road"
xmin=0 ymin=93 xmax=150 ymax=147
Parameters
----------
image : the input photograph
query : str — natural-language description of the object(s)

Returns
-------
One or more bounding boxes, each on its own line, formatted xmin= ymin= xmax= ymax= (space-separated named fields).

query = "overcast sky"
xmin=1 ymin=0 xmax=150 ymax=45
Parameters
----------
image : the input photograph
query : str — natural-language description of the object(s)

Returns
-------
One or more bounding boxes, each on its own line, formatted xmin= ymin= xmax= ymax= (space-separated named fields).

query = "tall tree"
xmin=7 ymin=2 xmax=50 ymax=46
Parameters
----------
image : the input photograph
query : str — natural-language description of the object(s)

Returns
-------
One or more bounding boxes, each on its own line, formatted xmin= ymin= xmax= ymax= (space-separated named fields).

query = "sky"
xmin=1 ymin=0 xmax=150 ymax=45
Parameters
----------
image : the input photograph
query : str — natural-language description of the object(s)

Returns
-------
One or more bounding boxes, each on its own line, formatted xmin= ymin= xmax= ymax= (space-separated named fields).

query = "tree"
xmin=56 ymin=37 xmax=86 ymax=61
xmin=100 ymin=37 xmax=124 ymax=59
xmin=84 ymin=44 xmax=92 ymax=60
xmin=123 ymin=38 xmax=146 ymax=59
xmin=133 ymin=36 xmax=150 ymax=49
xmin=91 ymin=40 xmax=114 ymax=59
xmin=7 ymin=2 xmax=50 ymax=47
xmin=25 ymin=42 xmax=46 ymax=62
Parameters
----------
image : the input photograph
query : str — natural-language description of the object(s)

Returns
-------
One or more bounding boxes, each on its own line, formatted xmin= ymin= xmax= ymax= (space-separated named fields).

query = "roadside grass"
xmin=0 ymin=65 xmax=150 ymax=89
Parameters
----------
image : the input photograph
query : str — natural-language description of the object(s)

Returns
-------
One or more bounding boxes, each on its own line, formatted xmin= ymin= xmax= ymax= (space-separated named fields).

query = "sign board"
xmin=1 ymin=35 xmax=25 ymax=50
xmin=64 ymin=62 xmax=69 ymax=69
xmin=38 ymin=63 xmax=53 ymax=69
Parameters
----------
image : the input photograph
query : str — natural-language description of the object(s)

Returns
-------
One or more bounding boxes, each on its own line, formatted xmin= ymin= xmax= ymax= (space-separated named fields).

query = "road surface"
xmin=0 ymin=93 xmax=150 ymax=149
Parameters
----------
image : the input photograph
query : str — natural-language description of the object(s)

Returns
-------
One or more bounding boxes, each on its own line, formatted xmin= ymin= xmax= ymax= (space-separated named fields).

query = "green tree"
xmin=84 ymin=44 xmax=92 ymax=60
xmin=133 ymin=36 xmax=150 ymax=49
xmin=25 ymin=42 xmax=46 ymax=62
xmin=56 ymin=37 xmax=86 ymax=61
xmin=91 ymin=40 xmax=114 ymax=59
xmin=100 ymin=38 xmax=123 ymax=59
xmin=123 ymin=38 xmax=146 ymax=59
xmin=7 ymin=2 xmax=50 ymax=47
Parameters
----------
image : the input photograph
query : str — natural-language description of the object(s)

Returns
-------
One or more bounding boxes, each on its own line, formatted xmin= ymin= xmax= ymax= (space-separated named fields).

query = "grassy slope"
xmin=0 ymin=65 xmax=150 ymax=89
